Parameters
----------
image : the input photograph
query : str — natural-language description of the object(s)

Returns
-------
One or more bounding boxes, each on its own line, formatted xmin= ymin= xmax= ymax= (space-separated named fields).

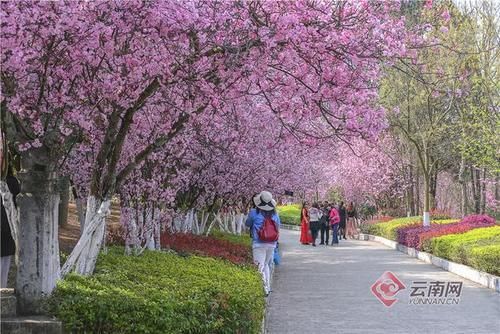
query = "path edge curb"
xmin=280 ymin=223 xmax=300 ymax=231
xmin=358 ymin=233 xmax=500 ymax=293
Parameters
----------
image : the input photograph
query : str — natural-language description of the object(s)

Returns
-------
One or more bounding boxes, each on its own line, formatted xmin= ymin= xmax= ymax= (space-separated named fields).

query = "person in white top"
xmin=308 ymin=203 xmax=323 ymax=246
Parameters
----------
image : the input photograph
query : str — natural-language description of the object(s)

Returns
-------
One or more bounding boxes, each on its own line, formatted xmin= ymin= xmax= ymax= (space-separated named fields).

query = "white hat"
xmin=253 ymin=191 xmax=276 ymax=211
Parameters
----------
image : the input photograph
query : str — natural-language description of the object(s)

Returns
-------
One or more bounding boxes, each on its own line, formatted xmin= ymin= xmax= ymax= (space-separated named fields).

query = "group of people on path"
xmin=245 ymin=195 xmax=361 ymax=296
xmin=300 ymin=201 xmax=357 ymax=246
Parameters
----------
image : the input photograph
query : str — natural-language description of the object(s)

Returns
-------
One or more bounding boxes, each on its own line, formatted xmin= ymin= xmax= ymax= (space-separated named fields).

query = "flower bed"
xmin=50 ymin=247 xmax=264 ymax=334
xmin=397 ymin=215 xmax=496 ymax=250
xmin=160 ymin=232 xmax=253 ymax=265
xmin=361 ymin=216 xmax=458 ymax=240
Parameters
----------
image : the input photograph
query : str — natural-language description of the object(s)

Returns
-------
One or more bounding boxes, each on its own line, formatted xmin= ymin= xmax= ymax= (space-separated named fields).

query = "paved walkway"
xmin=265 ymin=229 xmax=500 ymax=334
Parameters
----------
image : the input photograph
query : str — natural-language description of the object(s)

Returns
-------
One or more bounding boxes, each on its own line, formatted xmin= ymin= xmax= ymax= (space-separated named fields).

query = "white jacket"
xmin=309 ymin=207 xmax=322 ymax=222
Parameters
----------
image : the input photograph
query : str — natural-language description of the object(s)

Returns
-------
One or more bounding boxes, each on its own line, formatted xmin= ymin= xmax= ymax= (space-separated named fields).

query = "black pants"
xmin=310 ymin=221 xmax=320 ymax=244
xmin=320 ymin=223 xmax=330 ymax=244
xmin=339 ymin=222 xmax=346 ymax=239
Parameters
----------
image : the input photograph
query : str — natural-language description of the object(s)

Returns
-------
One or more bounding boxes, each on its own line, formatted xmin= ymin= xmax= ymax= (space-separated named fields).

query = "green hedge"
xmin=277 ymin=204 xmax=301 ymax=225
xmin=361 ymin=216 xmax=420 ymax=238
xmin=424 ymin=226 xmax=500 ymax=270
xmin=361 ymin=216 xmax=459 ymax=240
xmin=50 ymin=248 xmax=264 ymax=334
xmin=469 ymin=244 xmax=500 ymax=276
xmin=210 ymin=230 xmax=252 ymax=247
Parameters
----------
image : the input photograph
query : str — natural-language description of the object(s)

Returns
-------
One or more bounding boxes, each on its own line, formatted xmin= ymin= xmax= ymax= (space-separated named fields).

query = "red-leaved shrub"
xmin=397 ymin=214 xmax=496 ymax=250
xmin=160 ymin=232 xmax=253 ymax=265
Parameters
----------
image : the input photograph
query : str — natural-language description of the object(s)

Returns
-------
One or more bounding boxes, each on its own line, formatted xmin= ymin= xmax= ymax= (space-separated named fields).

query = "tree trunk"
xmin=458 ymin=158 xmax=468 ymax=217
xmin=415 ymin=172 xmax=420 ymax=216
xmin=495 ymin=175 xmax=499 ymax=203
xmin=408 ymin=166 xmax=416 ymax=216
xmin=58 ymin=176 xmax=70 ymax=227
xmin=75 ymin=197 xmax=86 ymax=234
xmin=0 ymin=181 xmax=19 ymax=249
xmin=61 ymin=196 xmax=110 ymax=277
xmin=405 ymin=189 xmax=410 ymax=217
xmin=124 ymin=206 xmax=139 ymax=255
xmin=480 ymin=168 xmax=487 ymax=214
xmin=471 ymin=166 xmax=481 ymax=213
xmin=236 ymin=213 xmax=245 ymax=235
xmin=430 ymin=167 xmax=438 ymax=210
xmin=423 ymin=172 xmax=431 ymax=226
xmin=15 ymin=165 xmax=60 ymax=314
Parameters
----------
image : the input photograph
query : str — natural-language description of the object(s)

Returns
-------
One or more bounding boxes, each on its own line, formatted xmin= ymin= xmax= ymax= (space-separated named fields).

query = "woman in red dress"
xmin=299 ymin=202 xmax=313 ymax=244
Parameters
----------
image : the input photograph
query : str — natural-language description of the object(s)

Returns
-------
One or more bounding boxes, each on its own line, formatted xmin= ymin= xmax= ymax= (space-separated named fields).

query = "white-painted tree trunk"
xmin=235 ymin=213 xmax=245 ymax=235
xmin=75 ymin=198 xmax=86 ymax=234
xmin=423 ymin=211 xmax=430 ymax=227
xmin=146 ymin=207 xmax=156 ymax=250
xmin=154 ymin=212 xmax=161 ymax=250
xmin=199 ymin=211 xmax=210 ymax=235
xmin=124 ymin=207 xmax=137 ymax=255
xmin=61 ymin=196 xmax=110 ymax=277
xmin=192 ymin=210 xmax=201 ymax=235
xmin=230 ymin=212 xmax=236 ymax=234
xmin=205 ymin=211 xmax=219 ymax=236
xmin=14 ymin=171 xmax=61 ymax=314
xmin=0 ymin=181 xmax=19 ymax=248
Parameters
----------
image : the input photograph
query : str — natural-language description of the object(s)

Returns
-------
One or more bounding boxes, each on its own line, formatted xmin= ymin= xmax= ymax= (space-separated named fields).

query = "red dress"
xmin=300 ymin=208 xmax=313 ymax=244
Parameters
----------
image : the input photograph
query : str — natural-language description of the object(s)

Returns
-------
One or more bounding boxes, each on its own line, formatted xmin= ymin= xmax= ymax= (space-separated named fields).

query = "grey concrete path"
xmin=266 ymin=229 xmax=500 ymax=334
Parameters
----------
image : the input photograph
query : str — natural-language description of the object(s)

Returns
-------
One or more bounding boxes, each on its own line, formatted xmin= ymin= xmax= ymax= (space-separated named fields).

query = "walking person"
xmin=346 ymin=201 xmax=357 ymax=239
xmin=308 ymin=203 xmax=322 ymax=247
xmin=299 ymin=201 xmax=312 ymax=245
xmin=329 ymin=203 xmax=340 ymax=245
xmin=319 ymin=202 xmax=330 ymax=245
xmin=1 ymin=165 xmax=20 ymax=288
xmin=338 ymin=201 xmax=347 ymax=240
xmin=245 ymin=191 xmax=280 ymax=296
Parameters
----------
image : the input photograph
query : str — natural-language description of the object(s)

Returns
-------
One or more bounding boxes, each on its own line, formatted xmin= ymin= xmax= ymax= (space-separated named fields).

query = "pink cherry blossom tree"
xmin=1 ymin=0 xmax=407 ymax=309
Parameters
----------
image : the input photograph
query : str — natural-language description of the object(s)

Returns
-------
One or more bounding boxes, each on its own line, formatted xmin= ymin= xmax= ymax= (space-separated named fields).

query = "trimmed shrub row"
xmin=210 ymin=230 xmax=253 ymax=248
xmin=469 ymin=244 xmax=500 ymax=276
xmin=361 ymin=216 xmax=458 ymax=240
xmin=424 ymin=225 xmax=500 ymax=263
xmin=277 ymin=204 xmax=301 ymax=225
xmin=50 ymin=247 xmax=265 ymax=334
xmin=361 ymin=214 xmax=499 ymax=276
xmin=397 ymin=215 xmax=496 ymax=250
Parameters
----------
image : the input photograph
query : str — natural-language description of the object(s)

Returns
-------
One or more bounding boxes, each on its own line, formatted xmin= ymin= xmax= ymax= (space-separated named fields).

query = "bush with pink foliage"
xmin=397 ymin=215 xmax=496 ymax=250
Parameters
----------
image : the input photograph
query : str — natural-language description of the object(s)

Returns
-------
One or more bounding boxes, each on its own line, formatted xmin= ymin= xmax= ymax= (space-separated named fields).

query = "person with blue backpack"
xmin=245 ymin=191 xmax=280 ymax=296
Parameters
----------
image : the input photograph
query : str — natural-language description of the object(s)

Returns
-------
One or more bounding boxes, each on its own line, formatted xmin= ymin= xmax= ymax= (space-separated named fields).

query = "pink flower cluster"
xmin=397 ymin=215 xmax=496 ymax=250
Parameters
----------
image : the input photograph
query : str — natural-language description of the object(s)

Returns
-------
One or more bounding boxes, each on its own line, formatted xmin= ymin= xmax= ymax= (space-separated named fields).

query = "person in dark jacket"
xmin=1 ymin=166 xmax=20 ymax=288
xmin=319 ymin=202 xmax=330 ymax=245
xmin=338 ymin=202 xmax=347 ymax=240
